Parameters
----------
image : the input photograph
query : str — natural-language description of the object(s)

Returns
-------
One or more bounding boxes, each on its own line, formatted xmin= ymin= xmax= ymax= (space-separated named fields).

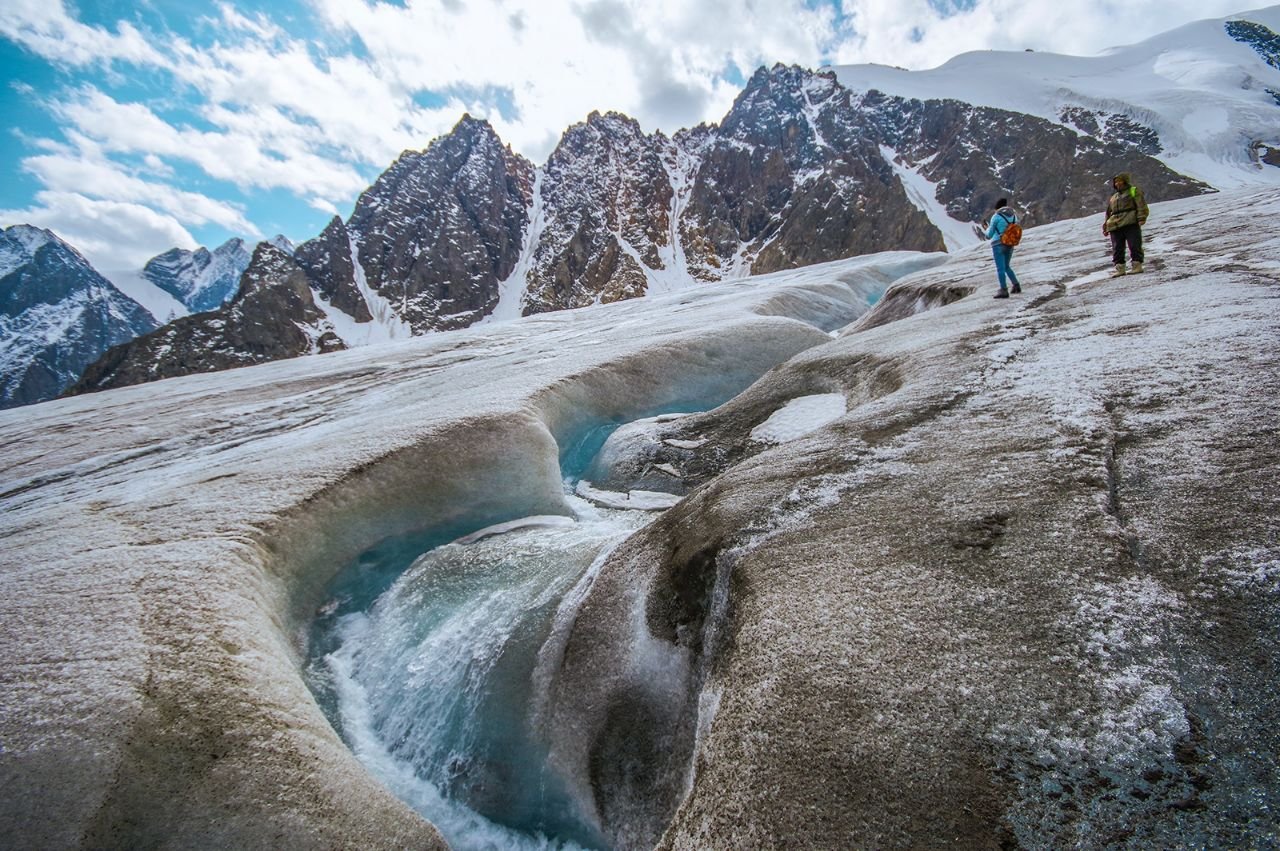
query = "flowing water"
xmin=305 ymin=413 xmax=694 ymax=850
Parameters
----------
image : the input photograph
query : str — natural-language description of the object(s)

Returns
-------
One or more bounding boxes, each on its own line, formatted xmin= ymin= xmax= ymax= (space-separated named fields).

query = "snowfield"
xmin=830 ymin=6 xmax=1280 ymax=189
xmin=0 ymin=189 xmax=1277 ymax=848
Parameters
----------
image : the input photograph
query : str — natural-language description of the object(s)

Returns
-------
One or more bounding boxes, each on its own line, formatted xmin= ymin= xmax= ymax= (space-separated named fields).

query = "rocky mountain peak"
xmin=236 ymin=241 xmax=298 ymax=298
xmin=0 ymin=224 xmax=57 ymax=278
xmin=344 ymin=109 xmax=535 ymax=332
xmin=1 ymin=225 xmax=99 ymax=284
xmin=518 ymin=106 xmax=679 ymax=315
xmin=2 ymin=224 xmax=156 ymax=408
xmin=720 ymin=64 xmax=839 ymax=164
xmin=141 ymin=236 xmax=252 ymax=313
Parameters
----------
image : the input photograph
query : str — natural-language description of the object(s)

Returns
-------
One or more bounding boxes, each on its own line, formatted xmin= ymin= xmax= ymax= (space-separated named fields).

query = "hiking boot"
xmin=994 ymin=289 xmax=1009 ymax=299
xmin=1110 ymin=264 xmax=1127 ymax=277
xmin=1011 ymin=284 xmax=1022 ymax=294
xmin=1130 ymin=261 xmax=1144 ymax=274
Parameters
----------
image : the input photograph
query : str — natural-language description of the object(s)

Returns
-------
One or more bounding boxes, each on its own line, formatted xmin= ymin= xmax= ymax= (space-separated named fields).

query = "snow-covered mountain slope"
xmin=1 ymin=187 xmax=1276 ymax=848
xmin=72 ymin=59 xmax=1212 ymax=397
xmin=37 ymin=10 xmax=1276 ymax=405
xmin=829 ymin=6 xmax=1280 ymax=188
xmin=0 ymin=224 xmax=157 ymax=409
xmin=102 ymin=268 xmax=190 ymax=324
xmin=141 ymin=237 xmax=253 ymax=313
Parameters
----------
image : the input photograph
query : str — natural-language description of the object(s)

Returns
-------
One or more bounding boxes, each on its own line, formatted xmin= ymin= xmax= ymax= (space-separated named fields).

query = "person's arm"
xmin=1134 ymin=187 xmax=1149 ymax=225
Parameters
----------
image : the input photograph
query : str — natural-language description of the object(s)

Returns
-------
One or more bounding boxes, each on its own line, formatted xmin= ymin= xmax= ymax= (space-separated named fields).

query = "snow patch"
xmin=750 ymin=393 xmax=848 ymax=444
xmin=832 ymin=11 xmax=1280 ymax=189
xmin=102 ymin=269 xmax=190 ymax=324
xmin=486 ymin=170 xmax=546 ymax=324
xmin=880 ymin=147 xmax=983 ymax=253
xmin=346 ymin=234 xmax=413 ymax=344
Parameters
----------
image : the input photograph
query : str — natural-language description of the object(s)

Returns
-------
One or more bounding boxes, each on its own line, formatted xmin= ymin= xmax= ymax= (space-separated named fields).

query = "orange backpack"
xmin=999 ymin=213 xmax=1022 ymax=247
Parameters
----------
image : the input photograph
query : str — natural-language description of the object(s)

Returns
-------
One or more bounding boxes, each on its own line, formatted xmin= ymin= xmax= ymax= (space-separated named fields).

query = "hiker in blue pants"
xmin=986 ymin=197 xmax=1021 ymax=299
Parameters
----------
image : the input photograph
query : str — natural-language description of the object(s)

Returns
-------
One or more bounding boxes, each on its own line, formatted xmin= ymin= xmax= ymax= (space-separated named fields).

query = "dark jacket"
xmin=1105 ymin=173 xmax=1150 ymax=233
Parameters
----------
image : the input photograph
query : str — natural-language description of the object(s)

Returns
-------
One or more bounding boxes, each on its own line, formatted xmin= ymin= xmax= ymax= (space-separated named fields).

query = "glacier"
xmin=0 ymin=188 xmax=1278 ymax=848
xmin=830 ymin=7 xmax=1280 ymax=190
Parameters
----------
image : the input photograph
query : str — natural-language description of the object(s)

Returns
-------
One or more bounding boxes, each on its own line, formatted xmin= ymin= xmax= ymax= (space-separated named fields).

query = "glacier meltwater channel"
xmin=305 ymin=413 xmax=698 ymax=850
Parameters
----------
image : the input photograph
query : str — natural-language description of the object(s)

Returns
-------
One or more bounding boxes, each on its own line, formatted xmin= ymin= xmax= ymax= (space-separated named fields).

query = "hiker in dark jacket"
xmin=985 ymin=197 xmax=1021 ymax=299
xmin=1104 ymin=172 xmax=1149 ymax=276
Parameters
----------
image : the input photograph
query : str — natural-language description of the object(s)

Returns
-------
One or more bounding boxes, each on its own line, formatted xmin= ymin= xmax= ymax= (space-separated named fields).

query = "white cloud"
xmin=307 ymin=0 xmax=843 ymax=158
xmin=53 ymin=88 xmax=371 ymax=199
xmin=308 ymin=196 xmax=340 ymax=216
xmin=0 ymin=192 xmax=199 ymax=272
xmin=0 ymin=0 xmax=167 ymax=67
xmin=21 ymin=136 xmax=259 ymax=235
xmin=829 ymin=0 xmax=1258 ymax=69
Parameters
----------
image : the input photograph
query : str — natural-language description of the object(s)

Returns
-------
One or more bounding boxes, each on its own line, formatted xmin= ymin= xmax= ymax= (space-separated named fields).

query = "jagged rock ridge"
xmin=522 ymin=111 xmax=675 ymax=314
xmin=347 ymin=114 xmax=534 ymax=332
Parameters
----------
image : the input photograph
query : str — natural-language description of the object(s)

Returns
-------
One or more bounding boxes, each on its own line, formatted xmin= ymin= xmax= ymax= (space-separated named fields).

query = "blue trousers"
xmin=993 ymin=243 xmax=1020 ymax=291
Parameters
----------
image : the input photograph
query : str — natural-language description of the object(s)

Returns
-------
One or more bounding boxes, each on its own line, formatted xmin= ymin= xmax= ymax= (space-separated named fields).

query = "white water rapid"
xmin=307 ymin=418 xmax=684 ymax=850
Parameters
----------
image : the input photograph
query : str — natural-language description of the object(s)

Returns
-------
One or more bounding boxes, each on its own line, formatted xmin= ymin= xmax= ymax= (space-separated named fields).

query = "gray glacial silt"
xmin=538 ymin=189 xmax=1280 ymax=847
xmin=0 ymin=252 xmax=918 ymax=847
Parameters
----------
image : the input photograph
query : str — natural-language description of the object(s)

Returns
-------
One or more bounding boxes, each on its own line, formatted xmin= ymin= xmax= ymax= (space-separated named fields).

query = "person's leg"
xmin=992 ymin=244 xmax=1008 ymax=290
xmin=1129 ymin=225 xmax=1144 ymax=264
xmin=1111 ymin=230 xmax=1127 ymax=265
xmin=1004 ymin=246 xmax=1021 ymax=291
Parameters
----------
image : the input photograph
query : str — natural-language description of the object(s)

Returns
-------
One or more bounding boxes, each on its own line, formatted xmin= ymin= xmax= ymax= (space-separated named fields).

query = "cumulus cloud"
xmin=307 ymin=0 xmax=842 ymax=156
xmin=0 ymin=192 xmax=200 ymax=272
xmin=21 ymin=137 xmax=259 ymax=235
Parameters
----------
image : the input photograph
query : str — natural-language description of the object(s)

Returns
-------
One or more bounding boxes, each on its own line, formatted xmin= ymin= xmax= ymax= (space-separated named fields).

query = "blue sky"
xmin=0 ymin=0 xmax=1255 ymax=272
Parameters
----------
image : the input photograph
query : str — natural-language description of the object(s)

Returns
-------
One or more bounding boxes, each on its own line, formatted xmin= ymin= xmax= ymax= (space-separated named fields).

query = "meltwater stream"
xmin=305 ymin=415 xmax=690 ymax=850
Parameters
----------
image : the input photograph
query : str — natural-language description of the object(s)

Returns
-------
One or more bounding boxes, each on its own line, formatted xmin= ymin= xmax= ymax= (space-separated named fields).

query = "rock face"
xmin=0 ymin=225 xmax=157 ymax=408
xmin=347 ymin=114 xmax=535 ymax=332
xmin=522 ymin=111 xmax=674 ymax=314
xmin=679 ymin=67 xmax=946 ymax=280
xmin=856 ymin=90 xmax=1208 ymax=226
xmin=294 ymin=216 xmax=369 ymax=322
xmin=141 ymin=237 xmax=253 ymax=313
xmin=71 ymin=65 xmax=1212 ymax=396
xmin=1227 ymin=19 xmax=1280 ymax=70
